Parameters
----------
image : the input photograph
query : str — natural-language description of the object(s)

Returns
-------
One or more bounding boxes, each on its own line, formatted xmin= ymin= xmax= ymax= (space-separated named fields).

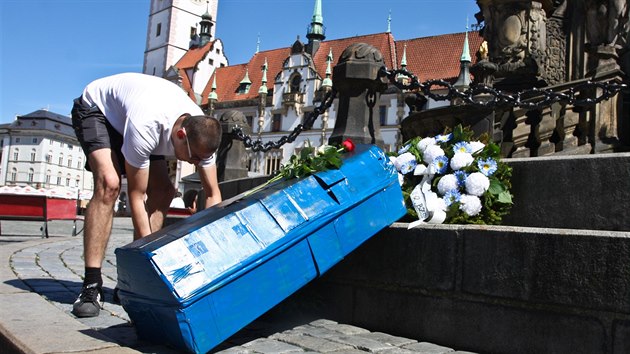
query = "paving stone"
xmin=311 ymin=321 xmax=371 ymax=336
xmin=213 ymin=346 xmax=255 ymax=353
xmin=402 ymin=341 xmax=455 ymax=353
xmin=354 ymin=331 xmax=418 ymax=347
xmin=274 ymin=333 xmax=354 ymax=352
xmin=242 ymin=338 xmax=305 ymax=353
xmin=328 ymin=334 xmax=395 ymax=352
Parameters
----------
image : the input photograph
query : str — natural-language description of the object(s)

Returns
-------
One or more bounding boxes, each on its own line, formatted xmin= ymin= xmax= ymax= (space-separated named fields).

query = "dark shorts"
xmin=71 ymin=96 xmax=164 ymax=173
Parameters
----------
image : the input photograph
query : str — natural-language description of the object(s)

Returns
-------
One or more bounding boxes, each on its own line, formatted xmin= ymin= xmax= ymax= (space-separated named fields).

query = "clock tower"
xmin=143 ymin=0 xmax=218 ymax=78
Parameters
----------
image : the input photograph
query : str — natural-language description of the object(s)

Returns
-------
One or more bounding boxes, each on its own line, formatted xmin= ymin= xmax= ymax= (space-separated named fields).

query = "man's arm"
xmin=125 ymin=162 xmax=153 ymax=238
xmin=198 ymin=164 xmax=222 ymax=209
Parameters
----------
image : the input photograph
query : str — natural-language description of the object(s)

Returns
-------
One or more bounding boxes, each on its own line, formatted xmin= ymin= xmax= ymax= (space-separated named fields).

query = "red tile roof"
xmin=175 ymin=41 xmax=216 ymax=101
xmin=178 ymin=31 xmax=484 ymax=104
xmin=397 ymin=32 xmax=484 ymax=83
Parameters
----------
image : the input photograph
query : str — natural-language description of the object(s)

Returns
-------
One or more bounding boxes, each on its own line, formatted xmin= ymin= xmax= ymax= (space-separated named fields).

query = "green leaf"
xmin=488 ymin=179 xmax=506 ymax=195
xmin=497 ymin=191 xmax=513 ymax=204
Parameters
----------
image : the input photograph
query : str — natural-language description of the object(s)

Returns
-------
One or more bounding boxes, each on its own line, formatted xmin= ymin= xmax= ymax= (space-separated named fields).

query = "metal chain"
xmin=231 ymin=68 xmax=625 ymax=152
xmin=231 ymin=88 xmax=338 ymax=152
xmin=379 ymin=67 xmax=627 ymax=111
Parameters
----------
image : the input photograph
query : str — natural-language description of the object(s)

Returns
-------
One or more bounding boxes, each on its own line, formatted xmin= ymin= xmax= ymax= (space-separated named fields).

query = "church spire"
xmin=259 ymin=58 xmax=268 ymax=94
xmin=199 ymin=1 xmax=214 ymax=46
xmin=306 ymin=0 xmax=326 ymax=55
xmin=322 ymin=48 xmax=333 ymax=89
xmin=454 ymin=21 xmax=472 ymax=91
xmin=256 ymin=33 xmax=260 ymax=53
xmin=387 ymin=10 xmax=392 ymax=33
xmin=460 ymin=18 xmax=471 ymax=62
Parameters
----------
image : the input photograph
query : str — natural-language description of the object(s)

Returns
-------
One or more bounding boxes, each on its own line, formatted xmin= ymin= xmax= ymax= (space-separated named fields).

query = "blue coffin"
xmin=115 ymin=144 xmax=406 ymax=353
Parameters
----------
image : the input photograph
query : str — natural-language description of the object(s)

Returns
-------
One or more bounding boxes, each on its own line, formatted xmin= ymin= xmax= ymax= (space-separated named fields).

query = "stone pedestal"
xmin=217 ymin=110 xmax=250 ymax=182
xmin=329 ymin=43 xmax=386 ymax=147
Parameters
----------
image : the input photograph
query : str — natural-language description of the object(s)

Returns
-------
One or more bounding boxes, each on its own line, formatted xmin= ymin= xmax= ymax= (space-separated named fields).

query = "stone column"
xmin=216 ymin=110 xmax=250 ymax=182
xmin=329 ymin=43 xmax=387 ymax=146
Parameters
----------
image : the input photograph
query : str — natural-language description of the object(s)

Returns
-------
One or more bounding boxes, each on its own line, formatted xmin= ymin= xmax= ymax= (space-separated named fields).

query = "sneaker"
xmin=72 ymin=283 xmax=104 ymax=318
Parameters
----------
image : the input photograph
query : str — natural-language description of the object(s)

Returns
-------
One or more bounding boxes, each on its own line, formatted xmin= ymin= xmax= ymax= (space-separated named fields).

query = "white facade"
xmin=144 ymin=0 xmax=218 ymax=77
xmin=0 ymin=110 xmax=93 ymax=197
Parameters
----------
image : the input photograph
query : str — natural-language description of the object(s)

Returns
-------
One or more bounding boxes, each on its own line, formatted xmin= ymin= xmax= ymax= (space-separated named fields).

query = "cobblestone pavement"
xmin=0 ymin=218 xmax=477 ymax=354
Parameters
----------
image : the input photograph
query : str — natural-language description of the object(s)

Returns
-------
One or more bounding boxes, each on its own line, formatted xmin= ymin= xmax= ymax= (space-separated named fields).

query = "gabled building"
xmin=172 ymin=0 xmax=483 ymax=176
xmin=0 ymin=110 xmax=93 ymax=196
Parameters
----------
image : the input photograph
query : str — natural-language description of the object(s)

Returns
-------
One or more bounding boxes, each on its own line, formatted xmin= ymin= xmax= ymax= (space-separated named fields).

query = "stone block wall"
xmin=503 ymin=152 xmax=630 ymax=231
xmin=281 ymin=224 xmax=630 ymax=354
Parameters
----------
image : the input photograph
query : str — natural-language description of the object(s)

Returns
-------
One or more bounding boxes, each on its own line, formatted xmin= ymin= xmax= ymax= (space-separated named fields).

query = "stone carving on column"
xmin=583 ymin=0 xmax=629 ymax=75
xmin=475 ymin=0 xmax=552 ymax=90
xmin=545 ymin=0 xmax=567 ymax=85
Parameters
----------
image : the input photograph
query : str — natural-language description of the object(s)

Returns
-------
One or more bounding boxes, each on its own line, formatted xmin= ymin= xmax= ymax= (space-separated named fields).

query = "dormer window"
xmin=237 ymin=83 xmax=250 ymax=94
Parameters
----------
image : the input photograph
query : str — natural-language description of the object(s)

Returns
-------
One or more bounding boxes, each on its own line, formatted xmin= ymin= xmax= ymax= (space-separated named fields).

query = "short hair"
xmin=182 ymin=115 xmax=222 ymax=154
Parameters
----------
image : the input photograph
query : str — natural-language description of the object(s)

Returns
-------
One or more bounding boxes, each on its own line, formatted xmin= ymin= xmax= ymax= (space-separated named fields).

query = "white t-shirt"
xmin=82 ymin=72 xmax=216 ymax=169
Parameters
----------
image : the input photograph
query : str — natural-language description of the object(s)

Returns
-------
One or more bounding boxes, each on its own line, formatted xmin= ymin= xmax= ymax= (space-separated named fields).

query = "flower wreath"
xmin=390 ymin=125 xmax=513 ymax=225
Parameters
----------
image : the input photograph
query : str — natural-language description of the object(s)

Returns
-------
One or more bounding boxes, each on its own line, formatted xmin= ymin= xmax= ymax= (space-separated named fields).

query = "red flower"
xmin=341 ymin=139 xmax=355 ymax=152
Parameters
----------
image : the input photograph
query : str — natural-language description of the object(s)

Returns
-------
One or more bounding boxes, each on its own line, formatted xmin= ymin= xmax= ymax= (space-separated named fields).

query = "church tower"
xmin=143 ymin=0 xmax=218 ymax=77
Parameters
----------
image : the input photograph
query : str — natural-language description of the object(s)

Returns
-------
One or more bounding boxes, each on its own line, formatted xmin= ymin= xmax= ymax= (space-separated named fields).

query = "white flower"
xmin=437 ymin=174 xmax=459 ymax=195
xmin=422 ymin=144 xmax=445 ymax=164
xmin=469 ymin=141 xmax=485 ymax=154
xmin=315 ymin=145 xmax=335 ymax=156
xmin=413 ymin=164 xmax=427 ymax=175
xmin=450 ymin=152 xmax=474 ymax=170
xmin=393 ymin=152 xmax=417 ymax=174
xmin=465 ymin=172 xmax=490 ymax=196
xmin=417 ymin=137 xmax=436 ymax=152
xmin=459 ymin=194 xmax=482 ymax=216
xmin=397 ymin=173 xmax=405 ymax=186
xmin=435 ymin=197 xmax=447 ymax=211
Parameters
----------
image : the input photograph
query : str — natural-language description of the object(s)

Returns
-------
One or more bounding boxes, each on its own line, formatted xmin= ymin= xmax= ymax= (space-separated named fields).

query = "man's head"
xmin=174 ymin=115 xmax=222 ymax=165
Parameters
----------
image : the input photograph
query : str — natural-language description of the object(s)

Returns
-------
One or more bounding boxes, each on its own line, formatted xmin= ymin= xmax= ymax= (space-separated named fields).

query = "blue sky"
xmin=0 ymin=0 xmax=480 ymax=124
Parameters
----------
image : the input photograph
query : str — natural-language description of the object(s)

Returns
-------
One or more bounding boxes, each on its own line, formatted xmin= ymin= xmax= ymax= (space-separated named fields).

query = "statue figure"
xmin=584 ymin=0 xmax=629 ymax=48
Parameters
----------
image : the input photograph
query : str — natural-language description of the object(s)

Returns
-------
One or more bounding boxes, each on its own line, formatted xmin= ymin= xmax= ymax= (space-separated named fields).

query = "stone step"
xmin=504 ymin=152 xmax=630 ymax=231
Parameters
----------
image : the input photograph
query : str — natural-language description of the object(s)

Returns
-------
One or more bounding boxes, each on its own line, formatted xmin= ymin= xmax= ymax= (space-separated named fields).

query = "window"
xmin=46 ymin=170 xmax=51 ymax=184
xmin=208 ymin=58 xmax=214 ymax=65
xmin=30 ymin=149 xmax=36 ymax=162
xmin=28 ymin=169 xmax=34 ymax=182
xmin=15 ymin=137 xmax=21 ymax=143
xmin=76 ymin=175 xmax=81 ymax=188
xmin=77 ymin=158 xmax=82 ymax=169
xmin=272 ymin=114 xmax=282 ymax=132
xmin=13 ymin=149 xmax=19 ymax=160
xmin=156 ymin=23 xmax=162 ymax=37
xmin=10 ymin=168 xmax=17 ymax=182
xmin=32 ymin=138 xmax=37 ymax=143
xmin=190 ymin=27 xmax=197 ymax=37
xmin=46 ymin=151 xmax=52 ymax=163
xmin=379 ymin=105 xmax=387 ymax=126
xmin=58 ymin=154 xmax=63 ymax=165
xmin=68 ymin=144 xmax=73 ymax=150
xmin=246 ymin=116 xmax=253 ymax=129
xmin=66 ymin=174 xmax=71 ymax=186
xmin=57 ymin=173 xmax=62 ymax=185
xmin=216 ymin=48 xmax=221 ymax=54
xmin=68 ymin=158 xmax=72 ymax=168
xmin=237 ymin=82 xmax=250 ymax=94
xmin=265 ymin=149 xmax=283 ymax=175
xmin=290 ymin=74 xmax=301 ymax=93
